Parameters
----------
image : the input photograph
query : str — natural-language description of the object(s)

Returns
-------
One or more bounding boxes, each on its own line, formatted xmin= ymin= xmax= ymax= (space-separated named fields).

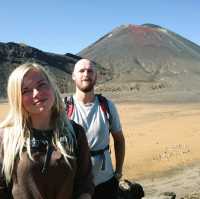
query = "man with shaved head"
xmin=66 ymin=58 xmax=125 ymax=199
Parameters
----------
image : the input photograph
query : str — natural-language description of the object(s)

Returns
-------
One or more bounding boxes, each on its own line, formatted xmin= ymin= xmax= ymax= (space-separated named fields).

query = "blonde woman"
xmin=0 ymin=63 xmax=94 ymax=199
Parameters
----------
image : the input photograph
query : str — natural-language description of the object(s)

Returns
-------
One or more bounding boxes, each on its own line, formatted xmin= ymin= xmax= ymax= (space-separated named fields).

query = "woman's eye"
xmin=22 ymin=81 xmax=49 ymax=95
xmin=22 ymin=89 xmax=32 ymax=95
xmin=38 ymin=82 xmax=48 ymax=89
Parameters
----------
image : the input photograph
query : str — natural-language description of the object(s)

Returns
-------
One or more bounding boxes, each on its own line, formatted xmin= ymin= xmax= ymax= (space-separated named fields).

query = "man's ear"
xmin=72 ymin=72 xmax=75 ymax=81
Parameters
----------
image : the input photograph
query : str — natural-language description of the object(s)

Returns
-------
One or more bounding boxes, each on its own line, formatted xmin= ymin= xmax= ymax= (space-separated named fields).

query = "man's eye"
xmin=88 ymin=70 xmax=93 ymax=73
xmin=79 ymin=69 xmax=93 ymax=73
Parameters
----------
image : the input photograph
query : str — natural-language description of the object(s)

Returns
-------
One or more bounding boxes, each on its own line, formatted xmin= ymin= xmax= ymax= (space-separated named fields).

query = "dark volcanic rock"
xmin=0 ymin=42 xmax=111 ymax=98
xmin=118 ymin=179 xmax=145 ymax=199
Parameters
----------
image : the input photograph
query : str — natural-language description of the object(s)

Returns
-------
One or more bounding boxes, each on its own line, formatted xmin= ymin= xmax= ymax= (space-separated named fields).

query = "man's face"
xmin=72 ymin=59 xmax=97 ymax=93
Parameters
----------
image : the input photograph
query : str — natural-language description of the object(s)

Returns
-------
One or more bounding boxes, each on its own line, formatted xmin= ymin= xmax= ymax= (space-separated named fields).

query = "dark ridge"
xmin=0 ymin=42 xmax=111 ymax=98
xmin=141 ymin=23 xmax=164 ymax=29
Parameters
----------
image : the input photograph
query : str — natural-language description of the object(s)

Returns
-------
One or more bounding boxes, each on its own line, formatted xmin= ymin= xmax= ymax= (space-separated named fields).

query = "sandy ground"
xmin=115 ymin=102 xmax=200 ymax=198
xmin=1 ymin=102 xmax=200 ymax=198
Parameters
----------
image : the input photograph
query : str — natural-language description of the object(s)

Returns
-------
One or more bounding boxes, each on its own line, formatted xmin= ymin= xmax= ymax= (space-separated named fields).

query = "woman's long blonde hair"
xmin=0 ymin=63 xmax=76 ymax=182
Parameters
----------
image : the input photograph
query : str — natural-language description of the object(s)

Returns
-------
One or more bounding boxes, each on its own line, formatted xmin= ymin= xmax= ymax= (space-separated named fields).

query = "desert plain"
xmin=1 ymin=101 xmax=200 ymax=198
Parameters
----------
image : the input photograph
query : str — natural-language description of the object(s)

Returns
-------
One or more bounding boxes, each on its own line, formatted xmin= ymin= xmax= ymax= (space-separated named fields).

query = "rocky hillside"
xmin=0 ymin=42 xmax=110 ymax=98
xmin=1 ymin=24 xmax=200 ymax=101
xmin=79 ymin=24 xmax=200 ymax=94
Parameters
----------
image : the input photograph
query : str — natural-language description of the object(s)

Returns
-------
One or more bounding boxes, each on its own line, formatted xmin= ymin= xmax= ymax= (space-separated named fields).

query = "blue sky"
xmin=0 ymin=1 xmax=199 ymax=54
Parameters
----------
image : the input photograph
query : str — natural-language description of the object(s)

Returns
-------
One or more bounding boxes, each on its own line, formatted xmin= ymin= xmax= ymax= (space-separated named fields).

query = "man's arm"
xmin=111 ymin=130 xmax=125 ymax=179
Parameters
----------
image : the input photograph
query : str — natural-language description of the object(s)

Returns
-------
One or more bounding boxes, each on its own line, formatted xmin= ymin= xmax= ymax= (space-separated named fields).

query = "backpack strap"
xmin=65 ymin=94 xmax=112 ymax=131
xmin=64 ymin=96 xmax=74 ymax=118
xmin=96 ymin=94 xmax=112 ymax=131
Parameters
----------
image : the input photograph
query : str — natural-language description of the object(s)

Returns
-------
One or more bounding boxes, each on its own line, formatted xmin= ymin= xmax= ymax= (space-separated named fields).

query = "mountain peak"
xmin=78 ymin=23 xmax=200 ymax=93
xmin=141 ymin=23 xmax=164 ymax=29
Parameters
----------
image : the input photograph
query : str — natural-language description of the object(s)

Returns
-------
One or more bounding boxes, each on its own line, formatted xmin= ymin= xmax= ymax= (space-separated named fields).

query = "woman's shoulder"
xmin=0 ymin=128 xmax=4 ymax=153
xmin=0 ymin=128 xmax=4 ymax=140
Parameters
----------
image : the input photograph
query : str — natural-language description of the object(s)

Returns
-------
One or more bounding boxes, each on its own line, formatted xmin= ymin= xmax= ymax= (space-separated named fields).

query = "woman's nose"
xmin=33 ymin=88 xmax=39 ymax=97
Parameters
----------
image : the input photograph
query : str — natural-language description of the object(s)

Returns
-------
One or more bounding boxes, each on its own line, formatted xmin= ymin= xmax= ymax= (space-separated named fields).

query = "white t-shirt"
xmin=70 ymin=95 xmax=122 ymax=185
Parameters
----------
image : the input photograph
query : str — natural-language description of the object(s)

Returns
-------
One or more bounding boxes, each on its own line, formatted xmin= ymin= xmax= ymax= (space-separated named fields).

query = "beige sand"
xmin=117 ymin=103 xmax=200 ymax=179
xmin=0 ymin=103 xmax=9 ymax=121
xmin=1 ymin=102 xmax=200 ymax=197
xmin=115 ymin=103 xmax=200 ymax=198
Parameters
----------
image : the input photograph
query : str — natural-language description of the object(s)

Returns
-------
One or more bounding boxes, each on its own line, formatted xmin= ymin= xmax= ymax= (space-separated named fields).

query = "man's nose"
xmin=83 ymin=70 xmax=88 ymax=75
xmin=84 ymin=70 xmax=90 ymax=76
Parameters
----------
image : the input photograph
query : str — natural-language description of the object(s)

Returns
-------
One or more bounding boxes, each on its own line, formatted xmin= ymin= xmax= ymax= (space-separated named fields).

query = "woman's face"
xmin=21 ymin=69 xmax=55 ymax=117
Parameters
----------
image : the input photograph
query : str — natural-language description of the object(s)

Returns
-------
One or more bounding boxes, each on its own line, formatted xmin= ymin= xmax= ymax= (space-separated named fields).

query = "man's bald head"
xmin=72 ymin=59 xmax=97 ymax=93
xmin=73 ymin=59 xmax=96 ymax=73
